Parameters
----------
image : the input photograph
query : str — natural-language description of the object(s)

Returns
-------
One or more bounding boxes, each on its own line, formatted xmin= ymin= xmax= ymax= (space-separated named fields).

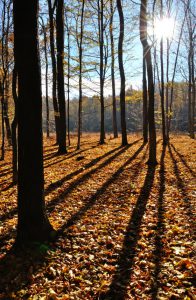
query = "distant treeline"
xmin=42 ymin=84 xmax=189 ymax=134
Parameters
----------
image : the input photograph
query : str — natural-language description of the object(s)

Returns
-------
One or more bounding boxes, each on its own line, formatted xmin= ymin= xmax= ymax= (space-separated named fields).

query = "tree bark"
xmin=142 ymin=55 xmax=148 ymax=143
xmin=117 ymin=0 xmax=127 ymax=146
xmin=56 ymin=0 xmax=67 ymax=154
xmin=11 ymin=65 xmax=18 ymax=183
xmin=13 ymin=0 xmax=55 ymax=244
xmin=48 ymin=0 xmax=60 ymax=145
xmin=140 ymin=0 xmax=157 ymax=165
xmin=77 ymin=0 xmax=85 ymax=150
xmin=98 ymin=0 xmax=105 ymax=145
xmin=110 ymin=0 xmax=118 ymax=139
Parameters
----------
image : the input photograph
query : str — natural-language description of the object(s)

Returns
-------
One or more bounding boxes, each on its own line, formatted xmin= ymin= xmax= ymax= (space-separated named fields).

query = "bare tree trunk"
xmin=65 ymin=12 xmax=71 ymax=146
xmin=77 ymin=0 xmax=85 ymax=150
xmin=13 ymin=0 xmax=55 ymax=244
xmin=11 ymin=65 xmax=18 ymax=183
xmin=140 ymin=0 xmax=157 ymax=165
xmin=0 ymin=82 xmax=5 ymax=160
xmin=166 ymin=38 xmax=169 ymax=139
xmin=48 ymin=0 xmax=60 ymax=144
xmin=56 ymin=0 xmax=67 ymax=154
xmin=160 ymin=0 xmax=166 ymax=144
xmin=40 ymin=18 xmax=50 ymax=138
xmin=117 ymin=0 xmax=127 ymax=146
xmin=98 ymin=0 xmax=105 ymax=145
xmin=143 ymin=55 xmax=148 ymax=143
xmin=110 ymin=0 xmax=118 ymax=139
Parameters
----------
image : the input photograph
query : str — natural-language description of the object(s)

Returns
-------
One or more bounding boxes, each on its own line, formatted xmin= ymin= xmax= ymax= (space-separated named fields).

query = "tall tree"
xmin=110 ymin=0 xmax=118 ymax=139
xmin=186 ymin=1 xmax=195 ymax=139
xmin=142 ymin=56 xmax=148 ymax=143
xmin=13 ymin=0 xmax=55 ymax=243
xmin=140 ymin=0 xmax=157 ymax=164
xmin=1 ymin=0 xmax=12 ymax=147
xmin=117 ymin=0 xmax=128 ymax=146
xmin=98 ymin=0 xmax=105 ymax=144
xmin=11 ymin=65 xmax=18 ymax=183
xmin=160 ymin=0 xmax=167 ymax=144
xmin=56 ymin=0 xmax=67 ymax=154
xmin=65 ymin=8 xmax=71 ymax=146
xmin=40 ymin=16 xmax=50 ymax=138
xmin=77 ymin=0 xmax=85 ymax=150
xmin=47 ymin=0 xmax=60 ymax=145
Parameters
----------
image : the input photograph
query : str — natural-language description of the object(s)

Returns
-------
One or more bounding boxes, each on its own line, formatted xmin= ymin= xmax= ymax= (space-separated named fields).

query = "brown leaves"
xmin=0 ymin=134 xmax=195 ymax=299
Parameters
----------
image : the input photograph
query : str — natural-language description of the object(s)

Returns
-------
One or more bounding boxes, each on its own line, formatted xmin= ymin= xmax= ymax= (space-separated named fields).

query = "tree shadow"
xmin=0 ymin=140 xmax=142 ymax=248
xmin=46 ymin=140 xmax=142 ymax=214
xmin=170 ymin=143 xmax=196 ymax=178
xmin=0 ymin=244 xmax=53 ymax=298
xmin=43 ymin=144 xmax=99 ymax=168
xmin=102 ymin=163 xmax=156 ymax=299
xmin=58 ymin=143 xmax=147 ymax=235
xmin=1 ymin=182 xmax=16 ymax=192
xmin=151 ymin=144 xmax=166 ymax=299
xmin=0 ymin=168 xmax=12 ymax=178
xmin=168 ymin=144 xmax=195 ymax=237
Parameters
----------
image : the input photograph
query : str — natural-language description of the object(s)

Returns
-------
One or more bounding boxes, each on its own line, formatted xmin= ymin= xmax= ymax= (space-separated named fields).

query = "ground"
xmin=0 ymin=133 xmax=195 ymax=300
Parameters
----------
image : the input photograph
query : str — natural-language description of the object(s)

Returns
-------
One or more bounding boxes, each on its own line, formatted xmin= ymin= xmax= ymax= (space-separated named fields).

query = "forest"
xmin=0 ymin=0 xmax=195 ymax=299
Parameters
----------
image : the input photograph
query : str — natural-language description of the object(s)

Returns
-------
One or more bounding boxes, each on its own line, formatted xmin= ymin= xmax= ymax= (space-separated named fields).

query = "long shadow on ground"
xmin=58 ymin=143 xmax=147 ymax=235
xmin=170 ymin=143 xmax=196 ymax=177
xmin=152 ymin=144 xmax=166 ymax=299
xmin=0 ymin=140 xmax=142 ymax=249
xmin=102 ymin=163 xmax=157 ymax=299
xmin=168 ymin=144 xmax=195 ymax=238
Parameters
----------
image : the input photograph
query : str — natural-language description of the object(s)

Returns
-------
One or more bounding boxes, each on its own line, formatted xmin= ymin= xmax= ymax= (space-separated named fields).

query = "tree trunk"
xmin=99 ymin=0 xmax=105 ymax=145
xmin=41 ymin=20 xmax=50 ymax=138
xmin=160 ymin=0 xmax=166 ymax=144
xmin=4 ymin=78 xmax=12 ymax=146
xmin=160 ymin=37 xmax=166 ymax=144
xmin=77 ymin=0 xmax=85 ymax=150
xmin=13 ymin=0 xmax=55 ymax=244
xmin=140 ymin=0 xmax=157 ymax=165
xmin=166 ymin=38 xmax=169 ymax=140
xmin=110 ymin=0 xmax=118 ymax=139
xmin=11 ymin=65 xmax=18 ymax=184
xmin=65 ymin=12 xmax=71 ymax=146
xmin=117 ymin=0 xmax=127 ymax=146
xmin=56 ymin=0 xmax=67 ymax=154
xmin=142 ymin=55 xmax=148 ymax=143
xmin=48 ymin=0 xmax=60 ymax=144
xmin=0 ymin=85 xmax=5 ymax=161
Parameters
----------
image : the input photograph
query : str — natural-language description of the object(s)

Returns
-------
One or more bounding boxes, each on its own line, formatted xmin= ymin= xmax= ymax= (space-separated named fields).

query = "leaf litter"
xmin=0 ymin=133 xmax=195 ymax=299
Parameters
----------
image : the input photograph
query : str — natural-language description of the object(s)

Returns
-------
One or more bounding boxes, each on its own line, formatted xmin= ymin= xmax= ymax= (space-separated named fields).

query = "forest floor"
xmin=0 ymin=133 xmax=195 ymax=300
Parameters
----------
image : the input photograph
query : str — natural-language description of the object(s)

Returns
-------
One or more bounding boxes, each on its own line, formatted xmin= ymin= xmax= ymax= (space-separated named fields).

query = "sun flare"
xmin=153 ymin=17 xmax=175 ymax=40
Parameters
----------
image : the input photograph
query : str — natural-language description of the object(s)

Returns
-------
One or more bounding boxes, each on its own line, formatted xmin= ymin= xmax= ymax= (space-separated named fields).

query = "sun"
xmin=153 ymin=17 xmax=175 ymax=40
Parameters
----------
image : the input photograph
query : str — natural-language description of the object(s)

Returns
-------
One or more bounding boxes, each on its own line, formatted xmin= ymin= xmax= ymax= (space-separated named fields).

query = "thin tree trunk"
xmin=160 ymin=0 xmax=166 ymax=144
xmin=143 ymin=55 xmax=148 ymax=143
xmin=48 ymin=0 xmax=60 ymax=144
xmin=0 ymin=85 xmax=5 ymax=160
xmin=110 ymin=0 xmax=118 ymax=138
xmin=65 ymin=14 xmax=71 ymax=146
xmin=98 ymin=0 xmax=105 ymax=145
xmin=160 ymin=37 xmax=166 ymax=144
xmin=56 ymin=0 xmax=67 ymax=154
xmin=166 ymin=38 xmax=169 ymax=139
xmin=140 ymin=0 xmax=157 ymax=165
xmin=117 ymin=0 xmax=127 ymax=146
xmin=42 ymin=20 xmax=50 ymax=138
xmin=77 ymin=0 xmax=85 ymax=150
